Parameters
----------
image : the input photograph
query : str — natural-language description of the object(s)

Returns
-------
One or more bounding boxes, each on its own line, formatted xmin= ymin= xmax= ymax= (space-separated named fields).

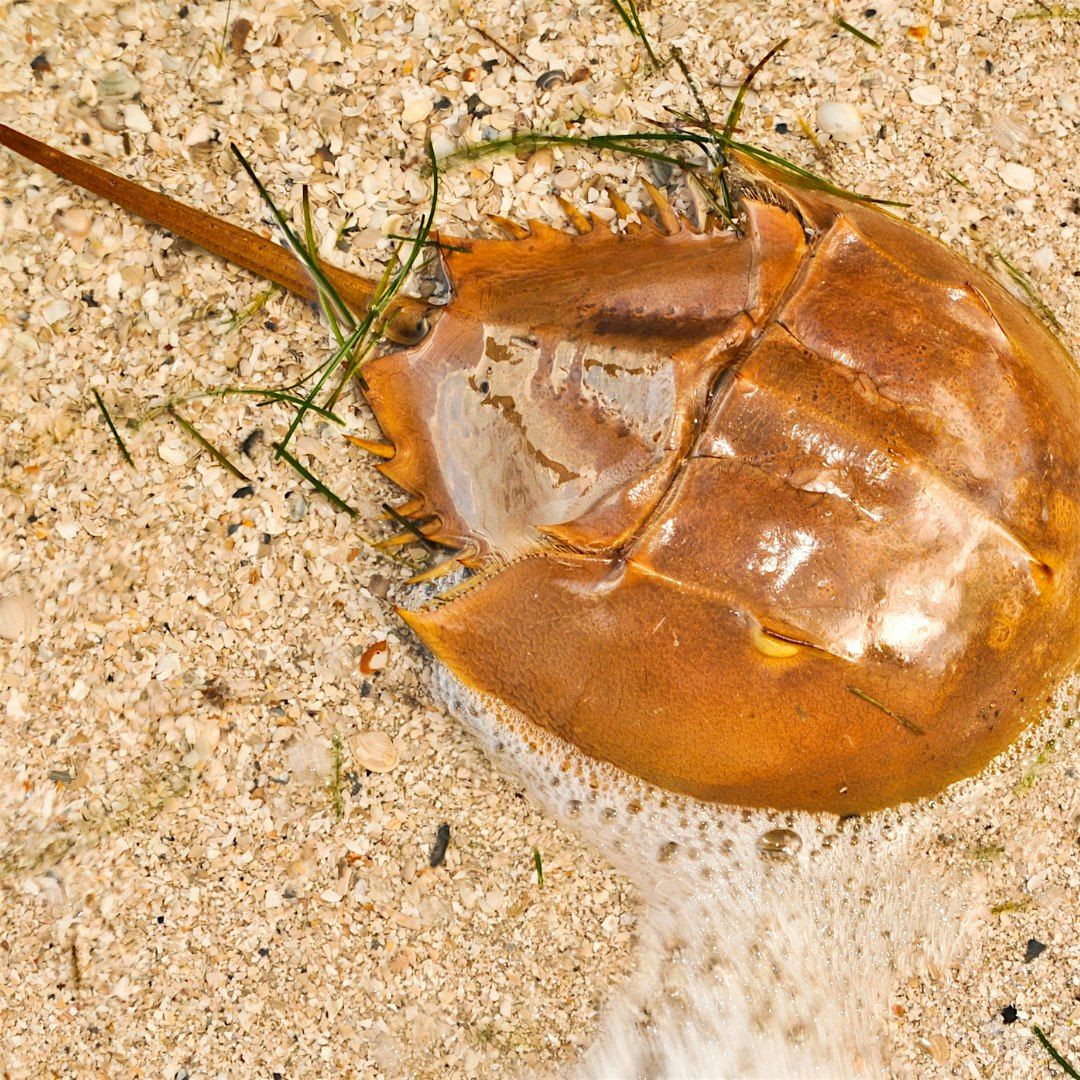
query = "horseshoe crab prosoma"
xmin=2 ymin=122 xmax=1077 ymax=814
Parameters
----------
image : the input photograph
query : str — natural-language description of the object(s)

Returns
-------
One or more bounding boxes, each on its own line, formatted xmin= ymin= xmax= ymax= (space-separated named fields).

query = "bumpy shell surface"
xmin=377 ymin=155 xmax=1080 ymax=813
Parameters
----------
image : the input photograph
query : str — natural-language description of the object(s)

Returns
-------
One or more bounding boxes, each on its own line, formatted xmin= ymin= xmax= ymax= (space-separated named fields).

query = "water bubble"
xmin=657 ymin=841 xmax=678 ymax=863
xmin=757 ymin=828 xmax=804 ymax=862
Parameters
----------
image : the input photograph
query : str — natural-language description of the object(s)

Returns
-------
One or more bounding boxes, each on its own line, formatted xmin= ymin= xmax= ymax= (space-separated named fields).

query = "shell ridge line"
xmin=412 ymin=198 xmax=804 ymax=604
xmin=621 ymin=556 xmax=840 ymax=660
xmin=596 ymin=206 xmax=801 ymax=566
xmin=707 ymin=336 xmax=1043 ymax=569
xmin=769 ymin=219 xmax=1048 ymax=573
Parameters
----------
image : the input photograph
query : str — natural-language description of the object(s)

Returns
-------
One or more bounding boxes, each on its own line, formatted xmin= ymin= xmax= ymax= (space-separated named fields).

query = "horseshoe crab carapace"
xmin=2 ymin=122 xmax=1078 ymax=814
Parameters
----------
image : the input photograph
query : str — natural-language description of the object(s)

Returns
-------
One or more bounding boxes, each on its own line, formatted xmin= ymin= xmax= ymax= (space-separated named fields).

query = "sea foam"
xmin=435 ymin=666 xmax=1078 ymax=1077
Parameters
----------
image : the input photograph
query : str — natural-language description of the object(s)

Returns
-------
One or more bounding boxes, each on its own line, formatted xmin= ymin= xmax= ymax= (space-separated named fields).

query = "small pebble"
xmin=999 ymin=162 xmax=1036 ymax=193
xmin=429 ymin=823 xmax=451 ymax=867
xmin=909 ymin=84 xmax=943 ymax=107
xmin=240 ymin=429 xmax=263 ymax=458
xmin=1023 ymin=937 xmax=1046 ymax=963
xmin=286 ymin=491 xmax=308 ymax=521
xmin=1001 ymin=1004 xmax=1018 ymax=1024
xmin=816 ymin=101 xmax=864 ymax=143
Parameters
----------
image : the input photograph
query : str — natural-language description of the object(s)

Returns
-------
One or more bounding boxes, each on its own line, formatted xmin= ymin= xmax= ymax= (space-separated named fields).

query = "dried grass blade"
xmin=325 ymin=141 xmax=440 ymax=407
xmin=995 ymin=250 xmax=1063 ymax=332
xmin=726 ymin=139 xmax=909 ymax=207
xmin=610 ymin=0 xmax=662 ymax=68
xmin=847 ymin=685 xmax=925 ymax=737
xmin=231 ymin=144 xmax=357 ymax=332
xmin=274 ymin=442 xmax=358 ymax=517
xmin=721 ymin=39 xmax=789 ymax=146
xmin=92 ymin=389 xmax=136 ymax=468
xmin=302 ymin=184 xmax=347 ymax=347
xmin=168 ymin=406 xmax=251 ymax=481
xmin=835 ymin=17 xmax=882 ymax=49
xmin=1032 ymin=1026 xmax=1080 ymax=1079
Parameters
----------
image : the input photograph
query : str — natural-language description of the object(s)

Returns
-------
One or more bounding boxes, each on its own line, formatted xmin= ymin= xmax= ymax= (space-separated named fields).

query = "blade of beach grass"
xmin=167 ymin=407 xmax=251 ymax=481
xmin=835 ymin=17 xmax=883 ymax=49
xmin=610 ymin=0 xmax=663 ymax=69
xmin=92 ymin=390 xmax=136 ymax=468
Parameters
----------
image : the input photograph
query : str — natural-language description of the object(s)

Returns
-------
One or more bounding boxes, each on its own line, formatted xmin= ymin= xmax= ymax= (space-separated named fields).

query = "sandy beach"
xmin=1 ymin=0 xmax=1077 ymax=1075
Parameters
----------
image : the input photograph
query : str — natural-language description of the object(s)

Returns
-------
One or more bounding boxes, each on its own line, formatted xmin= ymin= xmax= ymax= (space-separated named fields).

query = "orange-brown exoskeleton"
xmin=2 ymin=123 xmax=1077 ymax=814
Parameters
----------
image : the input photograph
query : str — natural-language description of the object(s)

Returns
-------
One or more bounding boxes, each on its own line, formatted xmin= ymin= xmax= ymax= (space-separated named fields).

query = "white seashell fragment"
xmin=41 ymin=299 xmax=71 ymax=325
xmin=97 ymin=69 xmax=141 ymax=99
xmin=816 ymin=101 xmax=864 ymax=143
xmin=0 ymin=594 xmax=38 ymax=642
xmin=400 ymin=93 xmax=434 ymax=124
xmin=123 ymin=104 xmax=153 ymax=134
xmin=999 ymin=162 xmax=1035 ymax=193
xmin=909 ymin=84 xmax=943 ymax=107
xmin=184 ymin=120 xmax=215 ymax=146
xmin=158 ymin=440 xmax=188 ymax=465
xmin=287 ymin=736 xmax=333 ymax=782
xmin=1031 ymin=245 xmax=1055 ymax=274
xmin=351 ymin=730 xmax=399 ymax=773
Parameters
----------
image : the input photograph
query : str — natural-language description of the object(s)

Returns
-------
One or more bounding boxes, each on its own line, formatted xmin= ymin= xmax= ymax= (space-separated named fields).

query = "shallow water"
xmin=437 ymin=667 xmax=1079 ymax=1078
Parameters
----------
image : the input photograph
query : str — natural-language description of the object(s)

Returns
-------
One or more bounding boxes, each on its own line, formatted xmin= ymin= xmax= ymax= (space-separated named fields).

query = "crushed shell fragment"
xmin=0 ymin=594 xmax=38 ymax=642
xmin=360 ymin=640 xmax=390 ymax=674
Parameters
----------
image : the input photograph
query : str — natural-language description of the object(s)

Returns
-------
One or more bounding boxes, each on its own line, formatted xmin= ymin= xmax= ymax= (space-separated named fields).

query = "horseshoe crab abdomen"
xmin=400 ymin=172 xmax=1080 ymax=813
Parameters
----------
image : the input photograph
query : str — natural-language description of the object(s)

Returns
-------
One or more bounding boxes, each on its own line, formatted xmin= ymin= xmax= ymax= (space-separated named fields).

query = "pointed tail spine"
xmin=0 ymin=123 xmax=431 ymax=332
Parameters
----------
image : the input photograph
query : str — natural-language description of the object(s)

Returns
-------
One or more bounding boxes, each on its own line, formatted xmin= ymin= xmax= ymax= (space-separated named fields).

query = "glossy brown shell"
xmin=3 ymin=126 xmax=1077 ymax=814
xmin=381 ymin=156 xmax=1080 ymax=813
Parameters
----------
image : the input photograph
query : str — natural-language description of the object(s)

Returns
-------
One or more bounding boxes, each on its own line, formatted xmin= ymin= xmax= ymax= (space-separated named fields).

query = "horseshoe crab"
xmin=2 ymin=123 xmax=1077 ymax=814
